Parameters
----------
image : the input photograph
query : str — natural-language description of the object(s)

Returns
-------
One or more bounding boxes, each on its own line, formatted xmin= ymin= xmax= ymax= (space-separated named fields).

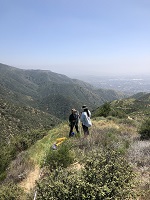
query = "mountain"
xmin=0 ymin=63 xmax=125 ymax=119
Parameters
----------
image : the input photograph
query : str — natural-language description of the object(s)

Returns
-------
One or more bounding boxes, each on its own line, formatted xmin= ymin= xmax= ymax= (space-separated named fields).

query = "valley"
xmin=73 ymin=74 xmax=150 ymax=95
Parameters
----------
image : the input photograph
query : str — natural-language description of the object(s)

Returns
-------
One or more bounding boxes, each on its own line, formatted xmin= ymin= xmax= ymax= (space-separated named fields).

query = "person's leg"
xmin=69 ymin=123 xmax=75 ymax=137
xmin=75 ymin=124 xmax=79 ymax=133
xmin=85 ymin=128 xmax=89 ymax=137
xmin=82 ymin=125 xmax=89 ymax=137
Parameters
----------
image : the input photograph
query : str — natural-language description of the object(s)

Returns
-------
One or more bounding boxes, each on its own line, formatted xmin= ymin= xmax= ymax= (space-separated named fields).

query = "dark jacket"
xmin=69 ymin=113 xmax=78 ymax=125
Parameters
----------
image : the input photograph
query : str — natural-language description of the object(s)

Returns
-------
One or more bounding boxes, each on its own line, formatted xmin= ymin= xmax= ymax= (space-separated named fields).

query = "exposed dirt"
xmin=19 ymin=165 xmax=40 ymax=193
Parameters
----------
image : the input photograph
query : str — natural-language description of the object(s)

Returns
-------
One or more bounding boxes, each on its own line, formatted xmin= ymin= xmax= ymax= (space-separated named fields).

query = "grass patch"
xmin=27 ymin=123 xmax=69 ymax=165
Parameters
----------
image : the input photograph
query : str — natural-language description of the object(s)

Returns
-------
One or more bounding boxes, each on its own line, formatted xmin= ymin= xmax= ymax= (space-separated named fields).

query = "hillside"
xmin=0 ymin=94 xmax=149 ymax=199
xmin=0 ymin=98 xmax=61 ymax=180
xmin=0 ymin=98 xmax=61 ymax=141
xmin=93 ymin=92 xmax=150 ymax=122
xmin=0 ymin=63 xmax=125 ymax=119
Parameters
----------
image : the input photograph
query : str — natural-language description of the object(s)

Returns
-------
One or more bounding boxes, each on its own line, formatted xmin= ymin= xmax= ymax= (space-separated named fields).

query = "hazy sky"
xmin=0 ymin=0 xmax=150 ymax=76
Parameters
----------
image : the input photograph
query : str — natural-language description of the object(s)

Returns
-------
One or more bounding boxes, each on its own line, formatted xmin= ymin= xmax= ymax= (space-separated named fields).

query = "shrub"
xmin=0 ymin=183 xmax=26 ymax=200
xmin=36 ymin=148 xmax=136 ymax=200
xmin=42 ymin=141 xmax=75 ymax=170
xmin=94 ymin=102 xmax=111 ymax=117
xmin=0 ymin=146 xmax=13 ymax=180
xmin=138 ymin=118 xmax=150 ymax=140
xmin=12 ymin=130 xmax=47 ymax=152
xmin=109 ymin=109 xmax=127 ymax=118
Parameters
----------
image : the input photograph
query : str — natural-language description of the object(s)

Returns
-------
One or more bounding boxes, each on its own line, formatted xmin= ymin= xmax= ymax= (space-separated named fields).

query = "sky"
xmin=0 ymin=0 xmax=150 ymax=77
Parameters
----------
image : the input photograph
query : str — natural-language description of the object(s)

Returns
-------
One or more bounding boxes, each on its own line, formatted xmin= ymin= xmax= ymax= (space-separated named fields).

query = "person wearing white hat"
xmin=80 ymin=105 xmax=92 ymax=137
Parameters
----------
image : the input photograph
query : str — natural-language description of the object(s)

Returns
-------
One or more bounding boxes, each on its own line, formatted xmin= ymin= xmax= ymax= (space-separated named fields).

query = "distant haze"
xmin=1 ymin=0 xmax=150 ymax=76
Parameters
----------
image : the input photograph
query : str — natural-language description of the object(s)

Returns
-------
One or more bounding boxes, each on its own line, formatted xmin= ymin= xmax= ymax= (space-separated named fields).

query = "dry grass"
xmin=5 ymin=152 xmax=34 ymax=183
xmin=128 ymin=140 xmax=150 ymax=200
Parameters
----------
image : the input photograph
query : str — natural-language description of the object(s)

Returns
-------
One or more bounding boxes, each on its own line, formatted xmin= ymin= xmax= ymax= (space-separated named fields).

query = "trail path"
xmin=19 ymin=165 xmax=40 ymax=193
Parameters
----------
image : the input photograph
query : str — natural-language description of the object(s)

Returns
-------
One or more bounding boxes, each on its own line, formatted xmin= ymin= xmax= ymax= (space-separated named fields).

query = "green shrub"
xmin=0 ymin=146 xmax=13 ymax=180
xmin=94 ymin=102 xmax=111 ymax=117
xmin=43 ymin=141 xmax=75 ymax=170
xmin=0 ymin=183 xmax=26 ymax=200
xmin=109 ymin=109 xmax=127 ymax=118
xmin=138 ymin=118 xmax=150 ymax=140
xmin=36 ymin=148 xmax=136 ymax=200
xmin=12 ymin=130 xmax=47 ymax=152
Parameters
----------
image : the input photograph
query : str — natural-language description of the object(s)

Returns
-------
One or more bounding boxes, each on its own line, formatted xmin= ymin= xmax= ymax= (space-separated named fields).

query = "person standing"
xmin=80 ymin=105 xmax=92 ymax=137
xmin=69 ymin=108 xmax=79 ymax=137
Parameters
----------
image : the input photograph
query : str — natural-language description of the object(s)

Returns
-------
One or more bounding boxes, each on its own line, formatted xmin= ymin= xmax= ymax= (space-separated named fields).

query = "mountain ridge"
xmin=0 ymin=63 xmax=125 ymax=119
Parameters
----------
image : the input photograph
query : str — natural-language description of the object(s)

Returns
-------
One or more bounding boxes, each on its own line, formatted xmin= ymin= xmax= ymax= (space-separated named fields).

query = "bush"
xmin=43 ymin=141 xmax=75 ymax=170
xmin=109 ymin=109 xmax=127 ymax=118
xmin=0 ymin=146 xmax=13 ymax=180
xmin=0 ymin=183 xmax=26 ymax=200
xmin=94 ymin=102 xmax=111 ymax=117
xmin=138 ymin=118 xmax=150 ymax=140
xmin=36 ymin=148 xmax=136 ymax=200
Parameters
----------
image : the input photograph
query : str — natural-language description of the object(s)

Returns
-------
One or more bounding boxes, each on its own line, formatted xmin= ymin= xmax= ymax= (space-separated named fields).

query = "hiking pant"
xmin=69 ymin=122 xmax=79 ymax=137
xmin=82 ymin=124 xmax=89 ymax=136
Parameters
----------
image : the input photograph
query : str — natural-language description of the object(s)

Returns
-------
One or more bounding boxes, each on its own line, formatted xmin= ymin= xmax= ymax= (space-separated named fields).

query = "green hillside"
xmin=0 ymin=98 xmax=61 ymax=180
xmin=0 ymin=92 xmax=149 ymax=199
xmin=93 ymin=92 xmax=150 ymax=121
xmin=0 ymin=63 xmax=125 ymax=119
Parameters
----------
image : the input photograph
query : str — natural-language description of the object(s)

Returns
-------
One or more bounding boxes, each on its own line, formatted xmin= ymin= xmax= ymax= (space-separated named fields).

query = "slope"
xmin=0 ymin=63 xmax=125 ymax=119
xmin=0 ymin=97 xmax=61 ymax=180
xmin=1 ymin=94 xmax=149 ymax=199
xmin=93 ymin=92 xmax=150 ymax=121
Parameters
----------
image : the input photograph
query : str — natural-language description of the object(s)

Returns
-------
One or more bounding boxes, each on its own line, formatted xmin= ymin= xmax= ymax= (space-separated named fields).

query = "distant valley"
xmin=73 ymin=74 xmax=150 ymax=95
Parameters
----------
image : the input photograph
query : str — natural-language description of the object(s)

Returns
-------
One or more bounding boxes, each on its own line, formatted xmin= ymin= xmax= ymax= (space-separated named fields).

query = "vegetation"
xmin=0 ymin=98 xmax=61 ymax=180
xmin=43 ymin=140 xmax=75 ymax=170
xmin=138 ymin=118 xmax=150 ymax=140
xmin=93 ymin=102 xmax=111 ymax=117
xmin=36 ymin=147 xmax=136 ymax=200
xmin=93 ymin=93 xmax=150 ymax=121
xmin=33 ymin=114 xmax=150 ymax=200
xmin=1 ymin=103 xmax=150 ymax=199
xmin=0 ymin=183 xmax=26 ymax=200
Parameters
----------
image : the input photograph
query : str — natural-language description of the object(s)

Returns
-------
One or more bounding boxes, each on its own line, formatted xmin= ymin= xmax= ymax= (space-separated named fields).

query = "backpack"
xmin=86 ymin=117 xmax=92 ymax=127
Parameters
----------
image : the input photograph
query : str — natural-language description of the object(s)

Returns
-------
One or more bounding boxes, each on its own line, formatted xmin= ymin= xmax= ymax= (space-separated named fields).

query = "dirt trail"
xmin=19 ymin=165 xmax=40 ymax=193
xmin=19 ymin=162 xmax=82 ymax=194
